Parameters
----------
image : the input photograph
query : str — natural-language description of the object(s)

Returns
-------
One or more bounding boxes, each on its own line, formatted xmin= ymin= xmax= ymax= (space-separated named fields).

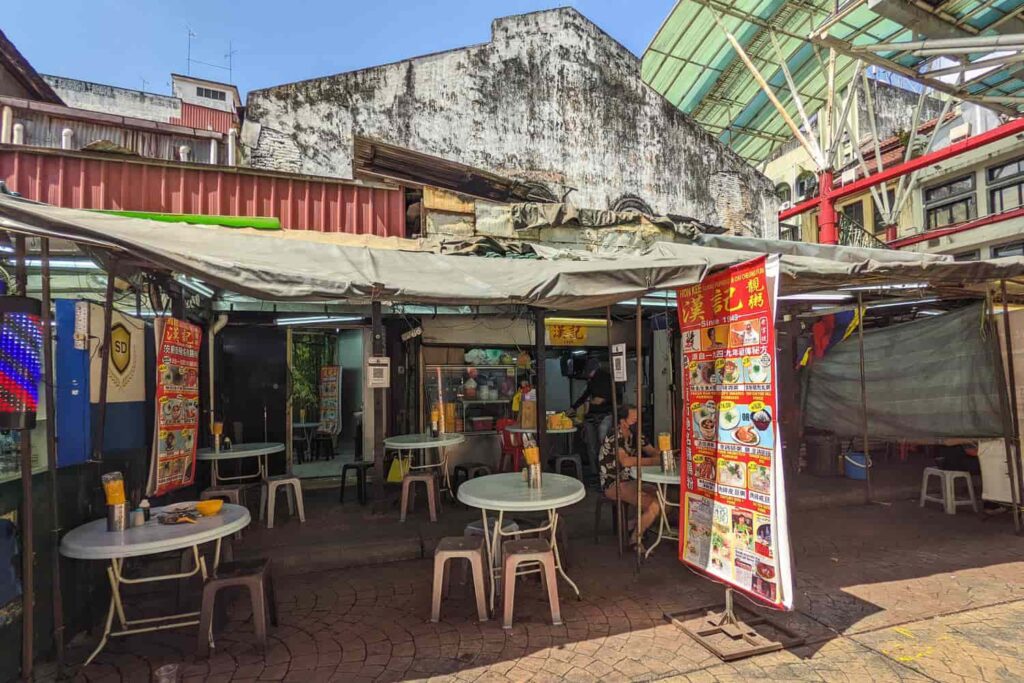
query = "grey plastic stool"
xmin=553 ymin=454 xmax=584 ymax=479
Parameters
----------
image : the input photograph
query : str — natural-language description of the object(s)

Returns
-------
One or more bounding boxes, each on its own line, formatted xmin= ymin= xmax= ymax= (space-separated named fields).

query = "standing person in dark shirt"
xmin=570 ymin=358 xmax=615 ymax=473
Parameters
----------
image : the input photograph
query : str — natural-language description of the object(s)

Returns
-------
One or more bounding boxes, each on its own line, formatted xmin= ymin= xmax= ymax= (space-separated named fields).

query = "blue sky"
xmin=5 ymin=1 xmax=675 ymax=100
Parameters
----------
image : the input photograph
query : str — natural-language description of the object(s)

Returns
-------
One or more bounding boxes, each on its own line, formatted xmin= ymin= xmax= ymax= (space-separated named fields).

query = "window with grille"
xmin=988 ymin=157 xmax=1024 ymax=215
xmin=196 ymin=86 xmax=227 ymax=101
xmin=923 ymin=175 xmax=976 ymax=230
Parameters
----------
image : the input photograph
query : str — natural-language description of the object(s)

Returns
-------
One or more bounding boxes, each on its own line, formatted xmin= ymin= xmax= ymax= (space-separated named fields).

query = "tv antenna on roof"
xmin=225 ymin=41 xmax=238 ymax=84
xmin=186 ymin=26 xmax=197 ymax=75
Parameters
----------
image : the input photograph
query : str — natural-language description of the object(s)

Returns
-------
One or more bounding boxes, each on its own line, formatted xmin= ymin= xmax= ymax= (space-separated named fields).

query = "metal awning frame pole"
xmin=635 ymin=298 xmax=643 ymax=571
xmin=768 ymin=31 xmax=826 ymax=165
xmin=40 ymin=239 xmax=64 ymax=665
xmin=92 ymin=261 xmax=118 ymax=463
xmin=856 ymin=294 xmax=872 ymax=503
xmin=998 ymin=281 xmax=1024 ymax=533
xmin=534 ymin=308 xmax=548 ymax=468
xmin=709 ymin=7 xmax=825 ymax=170
xmin=14 ymin=236 xmax=33 ymax=680
xmin=606 ymin=305 xmax=622 ymax=556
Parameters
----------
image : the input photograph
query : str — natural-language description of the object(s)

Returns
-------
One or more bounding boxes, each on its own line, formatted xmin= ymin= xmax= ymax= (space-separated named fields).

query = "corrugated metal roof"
xmin=171 ymin=103 xmax=237 ymax=135
xmin=0 ymin=146 xmax=406 ymax=237
xmin=642 ymin=0 xmax=1024 ymax=165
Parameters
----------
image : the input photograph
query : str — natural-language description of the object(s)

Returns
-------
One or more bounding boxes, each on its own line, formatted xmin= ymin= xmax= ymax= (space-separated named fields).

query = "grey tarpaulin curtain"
xmin=804 ymin=303 xmax=1004 ymax=440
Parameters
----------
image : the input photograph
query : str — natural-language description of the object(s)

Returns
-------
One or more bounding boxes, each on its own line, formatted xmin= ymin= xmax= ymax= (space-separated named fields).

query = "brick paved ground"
xmin=46 ymin=496 xmax=1024 ymax=682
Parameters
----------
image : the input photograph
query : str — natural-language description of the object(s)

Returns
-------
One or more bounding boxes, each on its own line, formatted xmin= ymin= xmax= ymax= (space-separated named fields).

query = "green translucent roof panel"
xmin=643 ymin=0 xmax=1024 ymax=165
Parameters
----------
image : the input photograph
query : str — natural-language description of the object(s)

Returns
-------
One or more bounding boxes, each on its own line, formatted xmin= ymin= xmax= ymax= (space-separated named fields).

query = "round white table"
xmin=628 ymin=465 xmax=681 ymax=558
xmin=457 ymin=472 xmax=586 ymax=611
xmin=60 ymin=503 xmax=251 ymax=665
xmin=384 ymin=433 xmax=465 ymax=495
xmin=196 ymin=442 xmax=285 ymax=485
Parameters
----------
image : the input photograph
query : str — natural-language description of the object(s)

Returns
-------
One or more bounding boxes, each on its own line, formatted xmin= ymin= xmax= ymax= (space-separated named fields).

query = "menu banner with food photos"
xmin=318 ymin=365 xmax=341 ymax=435
xmin=676 ymin=255 xmax=793 ymax=610
xmin=148 ymin=318 xmax=202 ymax=496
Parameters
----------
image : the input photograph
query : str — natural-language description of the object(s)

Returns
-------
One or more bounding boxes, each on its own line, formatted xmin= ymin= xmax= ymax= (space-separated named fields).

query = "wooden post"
xmin=856 ymin=294 xmax=871 ymax=503
xmin=635 ymin=298 xmax=643 ymax=569
xmin=371 ymin=301 xmax=386 ymax=506
xmin=40 ymin=239 xmax=64 ymax=664
xmin=606 ymin=305 xmax=622 ymax=556
xmin=14 ymin=235 xmax=33 ymax=679
xmin=534 ymin=308 xmax=548 ymax=465
xmin=999 ymin=281 xmax=1024 ymax=532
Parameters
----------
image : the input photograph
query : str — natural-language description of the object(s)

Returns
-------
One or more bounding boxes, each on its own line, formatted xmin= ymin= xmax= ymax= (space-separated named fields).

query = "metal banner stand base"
xmin=664 ymin=589 xmax=803 ymax=662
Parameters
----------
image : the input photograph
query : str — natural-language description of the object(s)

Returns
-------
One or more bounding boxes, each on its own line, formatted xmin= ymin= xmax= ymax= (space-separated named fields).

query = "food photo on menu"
xmin=717 ymin=401 xmax=774 ymax=449
xmin=692 ymin=401 xmax=719 ymax=442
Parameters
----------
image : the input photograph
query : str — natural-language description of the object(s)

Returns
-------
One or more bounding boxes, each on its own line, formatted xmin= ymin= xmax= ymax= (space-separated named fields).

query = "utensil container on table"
xmin=107 ymin=502 xmax=128 ymax=531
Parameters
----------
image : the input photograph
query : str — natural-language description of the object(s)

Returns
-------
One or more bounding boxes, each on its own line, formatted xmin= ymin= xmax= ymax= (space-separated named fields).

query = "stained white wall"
xmin=243 ymin=8 xmax=778 ymax=236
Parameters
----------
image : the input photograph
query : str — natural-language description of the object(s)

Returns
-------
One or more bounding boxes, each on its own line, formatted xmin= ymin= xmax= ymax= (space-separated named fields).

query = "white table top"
xmin=629 ymin=465 xmax=682 ymax=486
xmin=196 ymin=442 xmax=285 ymax=461
xmin=383 ymin=433 xmax=465 ymax=450
xmin=457 ymin=473 xmax=586 ymax=512
xmin=60 ymin=504 xmax=250 ymax=560
xmin=293 ymin=422 xmax=320 ymax=429
xmin=506 ymin=426 xmax=577 ymax=435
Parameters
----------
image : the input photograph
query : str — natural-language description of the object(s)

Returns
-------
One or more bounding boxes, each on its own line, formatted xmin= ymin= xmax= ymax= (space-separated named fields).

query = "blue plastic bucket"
xmin=844 ymin=452 xmax=869 ymax=480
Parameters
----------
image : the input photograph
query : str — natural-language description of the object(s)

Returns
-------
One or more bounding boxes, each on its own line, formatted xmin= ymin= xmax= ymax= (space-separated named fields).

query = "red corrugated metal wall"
xmin=171 ymin=103 xmax=237 ymax=134
xmin=0 ymin=147 xmax=406 ymax=236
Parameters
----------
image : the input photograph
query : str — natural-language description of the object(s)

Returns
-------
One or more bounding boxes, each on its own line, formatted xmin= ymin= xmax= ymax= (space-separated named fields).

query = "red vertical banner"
xmin=148 ymin=318 xmax=203 ymax=497
xmin=677 ymin=255 xmax=793 ymax=610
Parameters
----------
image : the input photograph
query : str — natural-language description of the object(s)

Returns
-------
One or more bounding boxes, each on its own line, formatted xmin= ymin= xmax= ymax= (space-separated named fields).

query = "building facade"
xmin=243 ymin=8 xmax=779 ymax=237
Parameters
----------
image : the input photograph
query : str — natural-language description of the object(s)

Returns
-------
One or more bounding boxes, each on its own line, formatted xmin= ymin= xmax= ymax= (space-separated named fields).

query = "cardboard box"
xmin=520 ymin=399 xmax=537 ymax=430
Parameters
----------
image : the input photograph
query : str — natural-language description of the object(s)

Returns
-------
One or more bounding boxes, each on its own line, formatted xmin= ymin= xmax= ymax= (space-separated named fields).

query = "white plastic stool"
xmin=920 ymin=467 xmax=978 ymax=515
xmin=260 ymin=475 xmax=306 ymax=529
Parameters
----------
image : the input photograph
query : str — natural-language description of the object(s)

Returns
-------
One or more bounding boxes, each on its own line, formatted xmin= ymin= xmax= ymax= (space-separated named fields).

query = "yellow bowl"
xmin=195 ymin=499 xmax=224 ymax=516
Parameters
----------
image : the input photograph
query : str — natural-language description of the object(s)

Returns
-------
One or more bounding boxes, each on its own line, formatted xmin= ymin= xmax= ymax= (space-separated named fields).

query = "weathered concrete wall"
xmin=244 ymin=8 xmax=778 ymax=236
xmin=857 ymin=80 xmax=946 ymax=144
xmin=42 ymin=75 xmax=181 ymax=122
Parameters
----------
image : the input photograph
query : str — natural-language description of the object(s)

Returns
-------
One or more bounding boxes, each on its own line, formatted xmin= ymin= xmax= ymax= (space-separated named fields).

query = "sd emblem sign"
xmin=110 ymin=323 xmax=132 ymax=375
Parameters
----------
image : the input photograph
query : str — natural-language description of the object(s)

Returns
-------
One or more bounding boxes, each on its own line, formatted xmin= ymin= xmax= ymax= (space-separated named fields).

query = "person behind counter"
xmin=599 ymin=404 xmax=662 ymax=547
xmin=569 ymin=358 xmax=616 ymax=473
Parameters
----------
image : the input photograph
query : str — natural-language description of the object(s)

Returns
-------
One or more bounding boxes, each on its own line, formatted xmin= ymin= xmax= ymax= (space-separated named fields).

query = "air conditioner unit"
xmin=949 ymin=122 xmax=972 ymax=143
xmin=840 ymin=169 xmax=856 ymax=185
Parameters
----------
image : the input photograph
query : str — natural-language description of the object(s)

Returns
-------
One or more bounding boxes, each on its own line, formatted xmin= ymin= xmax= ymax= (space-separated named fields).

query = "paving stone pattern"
xmin=47 ymin=499 xmax=1024 ymax=682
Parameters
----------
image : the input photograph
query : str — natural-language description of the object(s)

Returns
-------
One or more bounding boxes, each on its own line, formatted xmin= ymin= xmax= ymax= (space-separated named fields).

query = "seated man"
xmin=598 ymin=404 xmax=662 ymax=547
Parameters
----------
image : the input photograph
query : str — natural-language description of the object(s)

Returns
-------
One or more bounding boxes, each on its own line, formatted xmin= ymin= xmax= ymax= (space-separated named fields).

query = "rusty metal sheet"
xmin=0 ymin=146 xmax=406 ymax=236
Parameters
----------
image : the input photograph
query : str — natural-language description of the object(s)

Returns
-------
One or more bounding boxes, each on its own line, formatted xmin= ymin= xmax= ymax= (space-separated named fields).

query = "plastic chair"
xmin=497 ymin=418 xmax=522 ymax=473
xmin=259 ymin=475 xmax=306 ymax=529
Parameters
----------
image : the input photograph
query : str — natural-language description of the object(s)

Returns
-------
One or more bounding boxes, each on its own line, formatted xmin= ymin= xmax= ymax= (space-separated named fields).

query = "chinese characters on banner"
xmin=147 ymin=318 xmax=202 ymax=496
xmin=676 ymin=255 xmax=793 ymax=610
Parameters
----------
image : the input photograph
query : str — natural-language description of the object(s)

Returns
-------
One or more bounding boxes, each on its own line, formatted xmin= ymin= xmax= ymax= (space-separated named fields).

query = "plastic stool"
xmin=552 ymin=454 xmax=584 ymax=479
xmin=920 ymin=467 xmax=978 ymax=515
xmin=400 ymin=472 xmax=440 ymax=522
xmin=430 ymin=536 xmax=488 ymax=623
xmin=259 ymin=476 xmax=306 ymax=529
xmin=594 ymin=494 xmax=626 ymax=543
xmin=501 ymin=538 xmax=561 ymax=629
xmin=197 ymin=558 xmax=277 ymax=657
xmin=340 ymin=461 xmax=372 ymax=505
xmin=453 ymin=463 xmax=493 ymax=491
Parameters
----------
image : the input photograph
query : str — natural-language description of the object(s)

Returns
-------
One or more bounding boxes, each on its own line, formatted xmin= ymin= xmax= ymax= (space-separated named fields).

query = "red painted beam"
xmin=778 ymin=116 xmax=1024 ymax=222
